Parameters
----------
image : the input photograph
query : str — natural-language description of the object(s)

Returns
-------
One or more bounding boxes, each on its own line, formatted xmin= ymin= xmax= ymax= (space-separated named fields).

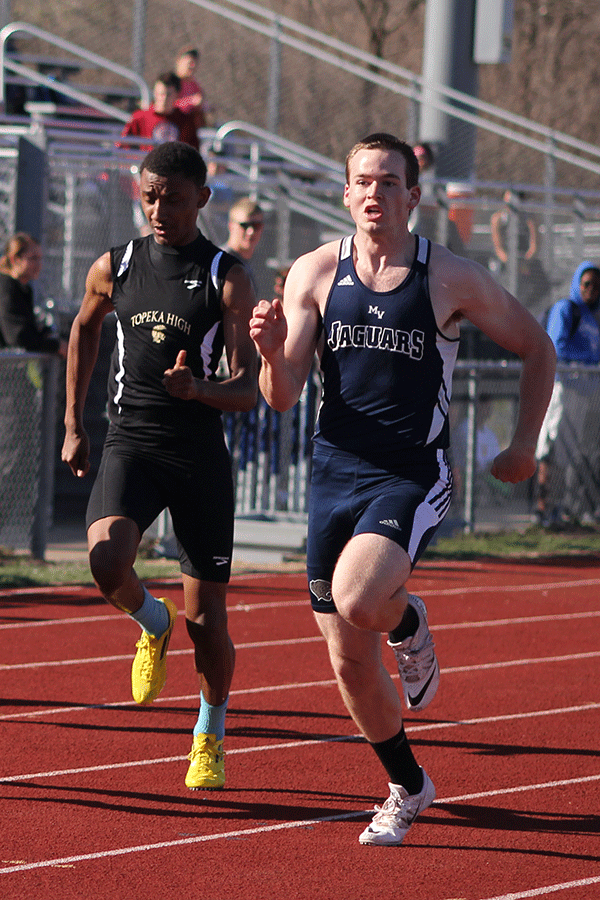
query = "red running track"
xmin=1 ymin=559 xmax=599 ymax=900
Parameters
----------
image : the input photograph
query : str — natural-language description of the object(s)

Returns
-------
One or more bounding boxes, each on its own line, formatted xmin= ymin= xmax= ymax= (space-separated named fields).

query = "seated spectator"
xmin=174 ymin=46 xmax=210 ymax=128
xmin=120 ymin=72 xmax=199 ymax=150
xmin=0 ymin=233 xmax=66 ymax=356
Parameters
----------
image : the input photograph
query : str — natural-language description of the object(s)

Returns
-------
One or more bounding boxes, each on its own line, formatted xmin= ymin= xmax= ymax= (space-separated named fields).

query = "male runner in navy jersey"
xmin=62 ymin=141 xmax=258 ymax=790
xmin=250 ymin=133 xmax=556 ymax=845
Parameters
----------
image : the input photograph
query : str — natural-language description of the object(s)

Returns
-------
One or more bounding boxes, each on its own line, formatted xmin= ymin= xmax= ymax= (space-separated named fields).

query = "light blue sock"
xmin=193 ymin=693 xmax=228 ymax=741
xmin=130 ymin=587 xmax=170 ymax=637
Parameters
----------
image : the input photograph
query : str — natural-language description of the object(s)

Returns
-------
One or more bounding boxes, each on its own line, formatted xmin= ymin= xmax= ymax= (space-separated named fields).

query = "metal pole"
xmin=267 ymin=15 xmax=281 ymax=134
xmin=62 ymin=170 xmax=76 ymax=300
xmin=543 ymin=135 xmax=556 ymax=277
xmin=31 ymin=355 xmax=59 ymax=560
xmin=132 ymin=0 xmax=147 ymax=78
xmin=406 ymin=76 xmax=420 ymax=147
xmin=462 ymin=368 xmax=478 ymax=534
xmin=0 ymin=1 xmax=11 ymax=29
xmin=506 ymin=190 xmax=519 ymax=297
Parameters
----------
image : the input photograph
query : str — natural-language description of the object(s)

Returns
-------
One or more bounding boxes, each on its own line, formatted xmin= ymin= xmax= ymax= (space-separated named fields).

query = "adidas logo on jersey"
xmin=379 ymin=518 xmax=401 ymax=529
xmin=184 ymin=279 xmax=203 ymax=290
xmin=337 ymin=274 xmax=354 ymax=287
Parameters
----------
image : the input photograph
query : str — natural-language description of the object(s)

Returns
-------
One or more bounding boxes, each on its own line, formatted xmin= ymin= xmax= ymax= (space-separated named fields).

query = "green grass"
xmin=0 ymin=554 xmax=182 ymax=589
xmin=425 ymin=523 xmax=600 ymax=561
xmin=1 ymin=523 xmax=599 ymax=588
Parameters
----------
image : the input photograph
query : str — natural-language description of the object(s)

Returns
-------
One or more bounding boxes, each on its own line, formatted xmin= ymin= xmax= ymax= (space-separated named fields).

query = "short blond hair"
xmin=228 ymin=197 xmax=263 ymax=222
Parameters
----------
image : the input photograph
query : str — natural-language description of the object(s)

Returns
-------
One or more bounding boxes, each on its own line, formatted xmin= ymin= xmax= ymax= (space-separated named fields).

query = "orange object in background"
xmin=447 ymin=182 xmax=475 ymax=244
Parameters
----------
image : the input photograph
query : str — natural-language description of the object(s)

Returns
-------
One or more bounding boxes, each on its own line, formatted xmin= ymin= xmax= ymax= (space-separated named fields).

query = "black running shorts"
xmin=86 ymin=421 xmax=234 ymax=582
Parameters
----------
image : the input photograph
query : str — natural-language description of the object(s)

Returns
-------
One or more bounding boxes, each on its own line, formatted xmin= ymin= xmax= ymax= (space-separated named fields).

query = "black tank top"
xmin=107 ymin=232 xmax=237 ymax=440
xmin=314 ymin=234 xmax=459 ymax=465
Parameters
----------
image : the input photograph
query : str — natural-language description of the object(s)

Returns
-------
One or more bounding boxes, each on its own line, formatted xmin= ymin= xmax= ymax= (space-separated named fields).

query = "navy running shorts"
xmin=86 ymin=421 xmax=234 ymax=582
xmin=306 ymin=445 xmax=452 ymax=613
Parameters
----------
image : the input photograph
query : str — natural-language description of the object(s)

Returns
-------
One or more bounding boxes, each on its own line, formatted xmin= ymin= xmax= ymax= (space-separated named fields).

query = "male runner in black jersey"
xmin=250 ymin=134 xmax=556 ymax=845
xmin=62 ymin=141 xmax=258 ymax=790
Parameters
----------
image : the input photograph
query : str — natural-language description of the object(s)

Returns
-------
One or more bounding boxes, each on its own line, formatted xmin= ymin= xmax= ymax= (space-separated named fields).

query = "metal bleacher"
xmin=2 ymin=15 xmax=600 ymax=546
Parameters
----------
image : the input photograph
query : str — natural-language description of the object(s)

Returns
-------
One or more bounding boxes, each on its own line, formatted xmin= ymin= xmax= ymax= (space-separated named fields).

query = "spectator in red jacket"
xmin=174 ymin=46 xmax=209 ymax=129
xmin=121 ymin=72 xmax=199 ymax=151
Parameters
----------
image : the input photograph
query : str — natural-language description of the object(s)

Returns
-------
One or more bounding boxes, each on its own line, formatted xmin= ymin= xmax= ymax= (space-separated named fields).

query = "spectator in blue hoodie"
xmin=546 ymin=262 xmax=600 ymax=363
xmin=536 ymin=261 xmax=600 ymax=525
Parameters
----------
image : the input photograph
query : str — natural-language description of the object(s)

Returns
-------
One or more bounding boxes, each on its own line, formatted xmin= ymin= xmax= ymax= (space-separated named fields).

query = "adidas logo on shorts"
xmin=380 ymin=518 xmax=401 ymax=529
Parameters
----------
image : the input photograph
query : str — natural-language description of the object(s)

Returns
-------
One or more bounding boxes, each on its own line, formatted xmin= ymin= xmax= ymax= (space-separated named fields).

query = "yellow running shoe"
xmin=131 ymin=597 xmax=178 ymax=704
xmin=185 ymin=733 xmax=225 ymax=790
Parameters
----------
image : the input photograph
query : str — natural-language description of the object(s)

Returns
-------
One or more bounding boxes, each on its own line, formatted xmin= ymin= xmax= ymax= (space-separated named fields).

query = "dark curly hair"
xmin=140 ymin=141 xmax=207 ymax=188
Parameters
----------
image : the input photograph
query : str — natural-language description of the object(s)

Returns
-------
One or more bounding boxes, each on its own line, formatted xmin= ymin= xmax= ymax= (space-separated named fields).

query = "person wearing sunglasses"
xmin=224 ymin=197 xmax=265 ymax=291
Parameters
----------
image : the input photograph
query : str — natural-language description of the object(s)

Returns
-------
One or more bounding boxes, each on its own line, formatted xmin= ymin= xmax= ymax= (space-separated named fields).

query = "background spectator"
xmin=0 ymin=233 xmax=66 ymax=356
xmin=120 ymin=72 xmax=199 ymax=150
xmin=413 ymin=142 xmax=435 ymax=176
xmin=0 ymin=233 xmax=66 ymax=543
xmin=174 ymin=45 xmax=210 ymax=128
xmin=451 ymin=395 xmax=504 ymax=508
xmin=536 ymin=261 xmax=600 ymax=526
xmin=223 ymin=197 xmax=265 ymax=291
xmin=408 ymin=141 xmax=465 ymax=255
xmin=490 ymin=189 xmax=549 ymax=307
xmin=274 ymin=264 xmax=290 ymax=301
xmin=490 ymin=189 xmax=538 ymax=270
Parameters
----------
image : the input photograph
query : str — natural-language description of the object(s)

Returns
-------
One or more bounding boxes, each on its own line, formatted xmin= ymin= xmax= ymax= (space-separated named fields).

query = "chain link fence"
xmin=0 ymin=351 xmax=58 ymax=554
xmin=2 ymin=5 xmax=600 ymax=550
xmin=221 ymin=361 xmax=600 ymax=534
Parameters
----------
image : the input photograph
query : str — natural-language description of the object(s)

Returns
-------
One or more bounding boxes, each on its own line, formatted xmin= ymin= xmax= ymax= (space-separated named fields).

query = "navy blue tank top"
xmin=314 ymin=234 xmax=459 ymax=465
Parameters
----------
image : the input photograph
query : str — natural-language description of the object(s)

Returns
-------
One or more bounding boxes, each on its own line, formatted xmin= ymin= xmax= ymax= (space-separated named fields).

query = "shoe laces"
xmin=189 ymin=735 xmax=222 ymax=766
xmin=371 ymin=790 xmax=416 ymax=830
xmin=135 ymin=632 xmax=161 ymax=677
xmin=393 ymin=635 xmax=435 ymax=682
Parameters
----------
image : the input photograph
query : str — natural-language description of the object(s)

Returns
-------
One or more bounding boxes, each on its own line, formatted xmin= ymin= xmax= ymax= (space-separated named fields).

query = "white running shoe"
xmin=388 ymin=594 xmax=439 ymax=711
xmin=359 ymin=770 xmax=436 ymax=846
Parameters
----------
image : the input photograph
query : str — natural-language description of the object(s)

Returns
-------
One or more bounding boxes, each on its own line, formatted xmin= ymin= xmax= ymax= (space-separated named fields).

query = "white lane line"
xmin=419 ymin=578 xmax=600 ymax=595
xmin=2 ymin=638 xmax=599 ymax=682
xmin=437 ymin=610 xmax=600 ymax=630
xmin=1 ymin=651 xmax=599 ymax=721
xmin=0 ymin=600 xmax=306 ymax=630
xmin=473 ymin=875 xmax=600 ymax=899
xmin=2 ymin=702 xmax=598 ymax=782
xmin=1 ymin=577 xmax=600 ymax=630
xmin=443 ymin=649 xmax=600 ymax=674
xmin=0 ymin=772 xmax=598 ymax=876
xmin=2 ymin=607 xmax=600 ymax=671
xmin=0 ymin=569 xmax=293 ymax=601
xmin=0 ymin=635 xmax=323 ymax=672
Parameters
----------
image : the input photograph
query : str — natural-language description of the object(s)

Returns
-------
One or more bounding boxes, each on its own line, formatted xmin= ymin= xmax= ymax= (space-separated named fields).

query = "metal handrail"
xmin=212 ymin=120 xmax=345 ymax=180
xmin=0 ymin=21 xmax=149 ymax=115
xmin=188 ymin=0 xmax=600 ymax=174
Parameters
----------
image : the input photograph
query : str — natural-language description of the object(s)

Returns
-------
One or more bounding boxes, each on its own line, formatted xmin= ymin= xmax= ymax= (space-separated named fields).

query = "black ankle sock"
xmin=369 ymin=726 xmax=424 ymax=795
xmin=389 ymin=603 xmax=419 ymax=643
